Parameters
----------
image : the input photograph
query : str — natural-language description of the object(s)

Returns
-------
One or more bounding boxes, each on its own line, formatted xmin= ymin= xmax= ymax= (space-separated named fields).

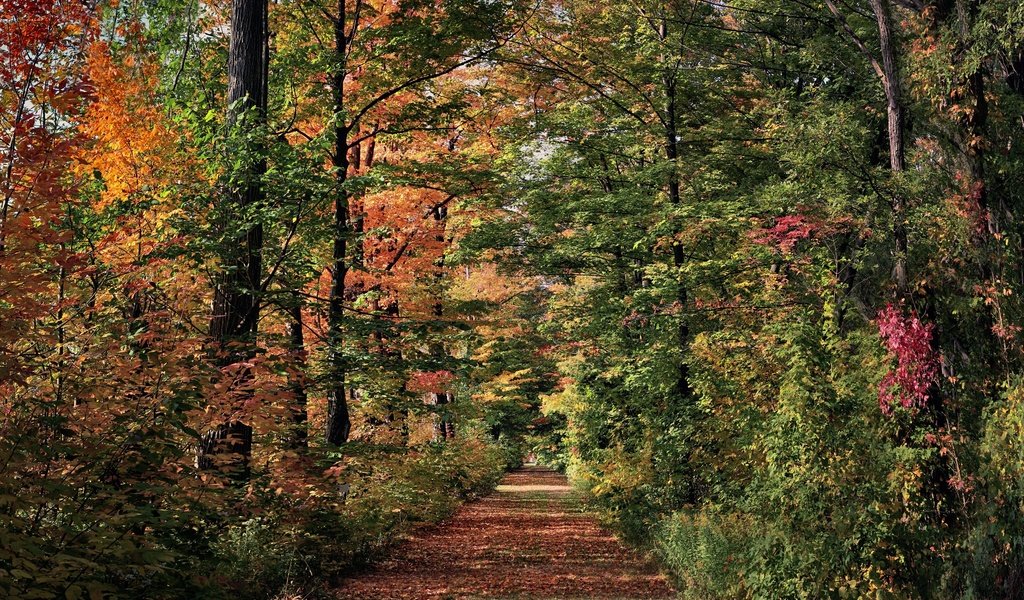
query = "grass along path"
xmin=337 ymin=466 xmax=676 ymax=599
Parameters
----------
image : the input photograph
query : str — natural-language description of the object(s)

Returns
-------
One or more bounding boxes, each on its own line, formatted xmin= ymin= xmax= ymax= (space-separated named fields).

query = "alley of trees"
xmin=4 ymin=0 xmax=1024 ymax=598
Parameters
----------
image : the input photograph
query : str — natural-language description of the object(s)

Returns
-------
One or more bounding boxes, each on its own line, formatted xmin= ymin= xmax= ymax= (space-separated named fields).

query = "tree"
xmin=197 ymin=0 xmax=269 ymax=475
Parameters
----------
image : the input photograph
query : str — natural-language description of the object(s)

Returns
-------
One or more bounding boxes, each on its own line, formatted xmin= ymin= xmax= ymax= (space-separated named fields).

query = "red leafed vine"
xmin=876 ymin=303 xmax=940 ymax=415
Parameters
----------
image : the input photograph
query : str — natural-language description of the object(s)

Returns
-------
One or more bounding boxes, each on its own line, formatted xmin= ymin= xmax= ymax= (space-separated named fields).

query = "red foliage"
xmin=750 ymin=215 xmax=816 ymax=253
xmin=0 ymin=0 xmax=91 ymax=385
xmin=749 ymin=212 xmax=856 ymax=255
xmin=876 ymin=303 xmax=939 ymax=415
xmin=407 ymin=370 xmax=456 ymax=393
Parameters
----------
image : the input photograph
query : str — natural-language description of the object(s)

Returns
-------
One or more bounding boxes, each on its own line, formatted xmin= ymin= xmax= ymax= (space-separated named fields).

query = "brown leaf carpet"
xmin=337 ymin=466 xmax=676 ymax=599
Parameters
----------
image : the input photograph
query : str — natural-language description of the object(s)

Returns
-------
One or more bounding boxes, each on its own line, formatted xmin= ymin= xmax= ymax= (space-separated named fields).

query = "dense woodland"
xmin=4 ymin=0 xmax=1024 ymax=597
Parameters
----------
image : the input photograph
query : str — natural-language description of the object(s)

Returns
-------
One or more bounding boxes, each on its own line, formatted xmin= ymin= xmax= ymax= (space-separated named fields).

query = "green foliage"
xmin=483 ymin=0 xmax=1024 ymax=598
xmin=654 ymin=509 xmax=752 ymax=600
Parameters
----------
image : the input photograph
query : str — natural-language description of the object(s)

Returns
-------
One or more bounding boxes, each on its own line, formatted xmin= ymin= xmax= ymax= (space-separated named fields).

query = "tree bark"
xmin=326 ymin=0 xmax=351 ymax=446
xmin=824 ymin=0 xmax=908 ymax=293
xmin=660 ymin=17 xmax=691 ymax=400
xmin=286 ymin=301 xmax=309 ymax=449
xmin=868 ymin=0 xmax=909 ymax=293
xmin=432 ymin=392 xmax=455 ymax=441
xmin=430 ymin=201 xmax=455 ymax=442
xmin=199 ymin=0 xmax=268 ymax=475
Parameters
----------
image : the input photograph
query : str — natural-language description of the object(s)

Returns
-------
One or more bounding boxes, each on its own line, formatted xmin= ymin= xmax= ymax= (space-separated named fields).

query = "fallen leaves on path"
xmin=337 ymin=467 xmax=676 ymax=599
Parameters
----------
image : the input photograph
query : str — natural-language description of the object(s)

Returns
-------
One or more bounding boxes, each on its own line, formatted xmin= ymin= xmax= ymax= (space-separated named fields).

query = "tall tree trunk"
xmin=385 ymin=299 xmax=410 ymax=444
xmin=286 ymin=300 xmax=309 ymax=449
xmin=430 ymin=202 xmax=455 ymax=442
xmin=869 ymin=0 xmax=909 ymax=294
xmin=56 ymin=259 xmax=66 ymax=407
xmin=325 ymin=0 xmax=351 ymax=446
xmin=198 ymin=0 xmax=268 ymax=475
xmin=661 ymin=17 xmax=691 ymax=400
xmin=825 ymin=0 xmax=908 ymax=293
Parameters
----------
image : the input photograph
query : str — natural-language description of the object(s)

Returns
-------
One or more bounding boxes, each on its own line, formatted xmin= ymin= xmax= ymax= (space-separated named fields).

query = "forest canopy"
xmin=3 ymin=0 xmax=1024 ymax=598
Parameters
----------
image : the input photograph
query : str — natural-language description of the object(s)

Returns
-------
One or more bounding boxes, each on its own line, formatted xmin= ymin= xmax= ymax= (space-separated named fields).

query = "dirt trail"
xmin=337 ymin=466 xmax=676 ymax=599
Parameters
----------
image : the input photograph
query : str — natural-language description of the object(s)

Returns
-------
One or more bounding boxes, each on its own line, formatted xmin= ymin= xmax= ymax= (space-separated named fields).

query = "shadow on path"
xmin=337 ymin=466 xmax=676 ymax=599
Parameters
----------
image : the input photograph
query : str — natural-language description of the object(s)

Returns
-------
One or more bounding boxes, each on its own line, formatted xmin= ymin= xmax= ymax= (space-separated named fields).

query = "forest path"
xmin=337 ymin=466 xmax=676 ymax=599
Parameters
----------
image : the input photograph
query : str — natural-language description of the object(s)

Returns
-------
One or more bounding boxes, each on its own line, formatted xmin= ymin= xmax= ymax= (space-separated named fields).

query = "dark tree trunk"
xmin=197 ymin=422 xmax=253 ymax=473
xmin=367 ymin=295 xmax=410 ymax=443
xmin=286 ymin=301 xmax=309 ymax=449
xmin=430 ymin=202 xmax=455 ymax=442
xmin=660 ymin=17 xmax=691 ymax=400
xmin=199 ymin=0 xmax=268 ymax=475
xmin=326 ymin=0 xmax=351 ymax=446
xmin=210 ymin=0 xmax=267 ymax=342
xmin=383 ymin=298 xmax=411 ymax=444
xmin=432 ymin=392 xmax=455 ymax=442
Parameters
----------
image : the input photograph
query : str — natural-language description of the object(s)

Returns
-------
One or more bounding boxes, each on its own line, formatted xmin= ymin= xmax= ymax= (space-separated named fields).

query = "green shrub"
xmin=654 ymin=509 xmax=752 ymax=600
